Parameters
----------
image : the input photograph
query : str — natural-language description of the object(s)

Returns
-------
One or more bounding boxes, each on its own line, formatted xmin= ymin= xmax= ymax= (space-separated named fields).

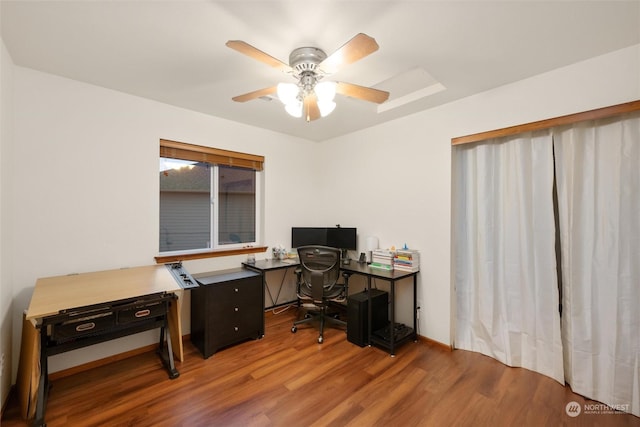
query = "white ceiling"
xmin=2 ymin=1 xmax=639 ymax=142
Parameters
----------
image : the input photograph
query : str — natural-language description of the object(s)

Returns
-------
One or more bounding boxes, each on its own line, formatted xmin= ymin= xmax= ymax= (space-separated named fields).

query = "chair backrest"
xmin=297 ymin=246 xmax=341 ymax=302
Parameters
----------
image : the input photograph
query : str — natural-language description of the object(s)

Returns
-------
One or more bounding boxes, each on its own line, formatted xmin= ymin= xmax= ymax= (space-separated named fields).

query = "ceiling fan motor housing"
xmin=289 ymin=47 xmax=327 ymax=76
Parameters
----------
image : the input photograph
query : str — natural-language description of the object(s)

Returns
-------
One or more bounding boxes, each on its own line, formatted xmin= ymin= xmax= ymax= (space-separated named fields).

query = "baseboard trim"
xmin=416 ymin=334 xmax=453 ymax=351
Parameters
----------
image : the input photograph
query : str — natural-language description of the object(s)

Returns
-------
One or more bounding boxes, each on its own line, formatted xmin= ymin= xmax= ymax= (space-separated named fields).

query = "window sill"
xmin=155 ymin=246 xmax=268 ymax=264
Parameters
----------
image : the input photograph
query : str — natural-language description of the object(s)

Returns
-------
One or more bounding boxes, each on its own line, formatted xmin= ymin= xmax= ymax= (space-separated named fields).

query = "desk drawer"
xmin=191 ymin=268 xmax=263 ymax=358
xmin=117 ymin=301 xmax=166 ymax=325
xmin=51 ymin=312 xmax=115 ymax=342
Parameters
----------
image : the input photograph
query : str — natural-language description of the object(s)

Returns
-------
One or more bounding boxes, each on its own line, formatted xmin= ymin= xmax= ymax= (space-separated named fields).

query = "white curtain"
xmin=554 ymin=113 xmax=640 ymax=416
xmin=454 ymin=131 xmax=565 ymax=384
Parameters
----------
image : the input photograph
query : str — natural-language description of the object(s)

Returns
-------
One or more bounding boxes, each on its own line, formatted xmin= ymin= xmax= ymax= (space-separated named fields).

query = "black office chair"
xmin=291 ymin=246 xmax=347 ymax=343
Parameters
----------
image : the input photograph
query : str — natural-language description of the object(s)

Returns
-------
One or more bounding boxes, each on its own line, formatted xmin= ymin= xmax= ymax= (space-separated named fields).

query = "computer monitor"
xmin=291 ymin=227 xmax=327 ymax=248
xmin=326 ymin=227 xmax=357 ymax=251
xmin=291 ymin=227 xmax=357 ymax=251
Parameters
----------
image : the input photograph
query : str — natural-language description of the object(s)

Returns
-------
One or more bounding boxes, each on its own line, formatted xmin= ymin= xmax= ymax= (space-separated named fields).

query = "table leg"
xmin=167 ymin=294 xmax=183 ymax=362
xmin=367 ymin=276 xmax=372 ymax=347
xmin=263 ymin=272 xmax=276 ymax=307
xmin=157 ymin=320 xmax=179 ymax=379
xmin=33 ymin=327 xmax=48 ymax=427
xmin=389 ymin=280 xmax=396 ymax=356
xmin=272 ymin=269 xmax=288 ymax=306
xmin=413 ymin=275 xmax=418 ymax=341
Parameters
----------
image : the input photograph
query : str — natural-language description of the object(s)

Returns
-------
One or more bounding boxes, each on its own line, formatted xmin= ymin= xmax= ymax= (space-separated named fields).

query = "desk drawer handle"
xmin=75 ymin=322 xmax=96 ymax=332
xmin=135 ymin=309 xmax=151 ymax=318
xmin=234 ymin=288 xmax=239 ymax=292
xmin=234 ymin=327 xmax=239 ymax=332
xmin=234 ymin=307 xmax=239 ymax=312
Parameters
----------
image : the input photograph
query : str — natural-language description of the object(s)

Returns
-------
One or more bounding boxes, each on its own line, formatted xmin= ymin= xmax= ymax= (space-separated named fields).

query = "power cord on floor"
xmin=271 ymin=303 xmax=296 ymax=315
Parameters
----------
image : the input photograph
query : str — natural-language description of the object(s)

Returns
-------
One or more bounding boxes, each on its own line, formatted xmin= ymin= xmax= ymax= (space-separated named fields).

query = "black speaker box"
xmin=347 ymin=289 xmax=388 ymax=347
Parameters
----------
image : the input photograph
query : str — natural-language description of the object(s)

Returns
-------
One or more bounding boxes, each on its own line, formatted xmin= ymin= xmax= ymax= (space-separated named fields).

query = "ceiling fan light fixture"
xmin=284 ymin=100 xmax=303 ymax=118
xmin=314 ymin=81 xmax=337 ymax=102
xmin=277 ymin=82 xmax=299 ymax=105
xmin=317 ymin=100 xmax=336 ymax=117
xmin=227 ymin=34 xmax=389 ymax=122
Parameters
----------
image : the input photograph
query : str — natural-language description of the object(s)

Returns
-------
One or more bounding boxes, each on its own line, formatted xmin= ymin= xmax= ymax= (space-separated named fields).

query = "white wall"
xmin=318 ymin=44 xmax=640 ymax=345
xmin=0 ymin=35 xmax=15 ymax=408
xmin=9 ymin=67 xmax=316 ymax=374
xmin=5 ymin=41 xmax=639 ymax=379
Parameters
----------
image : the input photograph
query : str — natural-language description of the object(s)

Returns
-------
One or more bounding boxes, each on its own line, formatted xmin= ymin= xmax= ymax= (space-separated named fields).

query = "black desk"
xmin=242 ymin=259 xmax=300 ymax=308
xmin=340 ymin=262 xmax=419 ymax=356
xmin=243 ymin=259 xmax=419 ymax=356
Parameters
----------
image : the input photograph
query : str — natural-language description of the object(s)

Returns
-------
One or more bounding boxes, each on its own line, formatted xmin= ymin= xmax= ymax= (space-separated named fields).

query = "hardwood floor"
xmin=3 ymin=308 xmax=639 ymax=426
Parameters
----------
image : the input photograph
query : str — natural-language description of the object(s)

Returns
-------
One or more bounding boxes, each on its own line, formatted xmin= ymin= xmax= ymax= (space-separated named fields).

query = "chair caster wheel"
xmin=318 ymin=336 xmax=323 ymax=344
xmin=291 ymin=326 xmax=297 ymax=333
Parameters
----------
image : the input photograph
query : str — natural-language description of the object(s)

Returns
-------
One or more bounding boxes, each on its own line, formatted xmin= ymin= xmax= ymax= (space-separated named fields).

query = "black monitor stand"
xmin=341 ymin=248 xmax=350 ymax=264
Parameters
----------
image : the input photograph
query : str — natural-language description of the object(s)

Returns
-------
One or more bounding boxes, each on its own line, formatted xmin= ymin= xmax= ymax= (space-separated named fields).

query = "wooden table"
xmin=21 ymin=265 xmax=184 ymax=426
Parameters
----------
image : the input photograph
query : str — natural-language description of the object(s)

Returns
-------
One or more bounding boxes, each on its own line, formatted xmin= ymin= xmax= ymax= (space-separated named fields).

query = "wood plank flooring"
xmin=3 ymin=308 xmax=639 ymax=426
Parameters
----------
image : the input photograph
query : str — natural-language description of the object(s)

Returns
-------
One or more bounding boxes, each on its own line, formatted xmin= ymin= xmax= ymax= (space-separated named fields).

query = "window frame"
xmin=155 ymin=139 xmax=267 ymax=263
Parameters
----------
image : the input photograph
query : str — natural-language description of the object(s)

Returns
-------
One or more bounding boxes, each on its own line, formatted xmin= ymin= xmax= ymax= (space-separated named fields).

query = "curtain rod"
xmin=451 ymin=100 xmax=640 ymax=146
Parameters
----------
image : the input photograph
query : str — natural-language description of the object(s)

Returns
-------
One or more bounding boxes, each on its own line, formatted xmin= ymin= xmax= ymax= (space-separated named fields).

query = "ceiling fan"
xmin=226 ymin=33 xmax=390 ymax=122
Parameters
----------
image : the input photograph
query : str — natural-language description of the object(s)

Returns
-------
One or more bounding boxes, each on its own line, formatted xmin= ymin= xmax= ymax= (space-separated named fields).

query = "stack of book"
xmin=370 ymin=249 xmax=395 ymax=270
xmin=393 ymin=249 xmax=420 ymax=272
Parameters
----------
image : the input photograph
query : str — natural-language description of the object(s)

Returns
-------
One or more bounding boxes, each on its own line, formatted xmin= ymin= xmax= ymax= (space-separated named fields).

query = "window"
xmin=158 ymin=139 xmax=263 ymax=255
